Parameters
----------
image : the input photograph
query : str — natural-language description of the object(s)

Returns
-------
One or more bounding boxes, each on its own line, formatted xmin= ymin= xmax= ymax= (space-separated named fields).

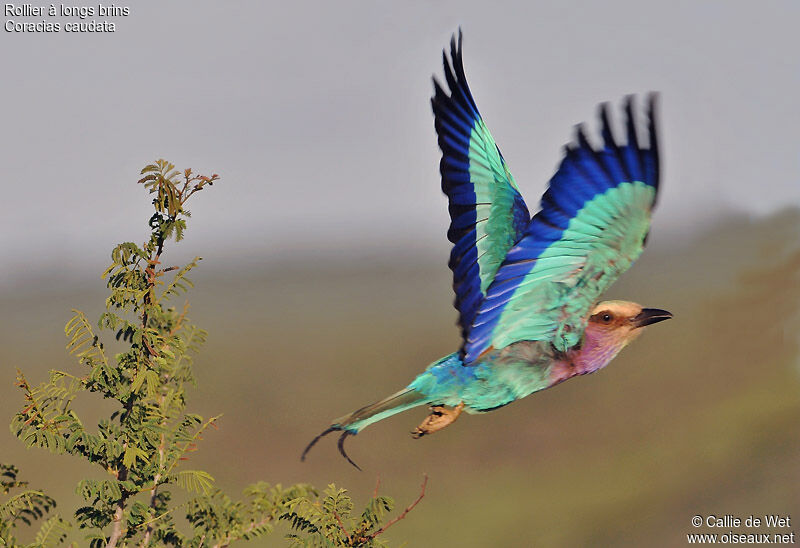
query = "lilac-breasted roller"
xmin=303 ymin=31 xmax=672 ymax=469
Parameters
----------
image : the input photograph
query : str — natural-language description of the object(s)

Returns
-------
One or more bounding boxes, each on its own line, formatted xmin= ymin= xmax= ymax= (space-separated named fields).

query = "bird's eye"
xmin=601 ymin=313 xmax=612 ymax=323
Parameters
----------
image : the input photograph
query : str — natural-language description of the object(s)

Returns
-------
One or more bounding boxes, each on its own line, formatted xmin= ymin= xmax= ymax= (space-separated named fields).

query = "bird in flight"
xmin=303 ymin=31 xmax=671 ymax=469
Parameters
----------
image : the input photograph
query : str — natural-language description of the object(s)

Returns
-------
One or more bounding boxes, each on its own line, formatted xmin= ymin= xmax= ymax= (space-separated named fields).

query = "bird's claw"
xmin=411 ymin=402 xmax=464 ymax=438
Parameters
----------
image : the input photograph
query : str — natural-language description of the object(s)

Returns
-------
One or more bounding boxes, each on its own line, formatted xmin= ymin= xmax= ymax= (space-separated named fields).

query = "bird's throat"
xmin=568 ymin=331 xmax=628 ymax=377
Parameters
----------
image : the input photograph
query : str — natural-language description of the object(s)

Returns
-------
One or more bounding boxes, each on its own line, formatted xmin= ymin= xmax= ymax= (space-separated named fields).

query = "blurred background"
xmin=1 ymin=1 xmax=798 ymax=546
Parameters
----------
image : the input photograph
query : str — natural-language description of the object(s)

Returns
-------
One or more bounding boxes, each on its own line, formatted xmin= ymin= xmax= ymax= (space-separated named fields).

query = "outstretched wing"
xmin=432 ymin=31 xmax=531 ymax=346
xmin=463 ymin=95 xmax=660 ymax=363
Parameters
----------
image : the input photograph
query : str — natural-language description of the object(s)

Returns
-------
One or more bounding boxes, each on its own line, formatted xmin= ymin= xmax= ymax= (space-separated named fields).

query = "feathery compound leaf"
xmin=322 ymin=485 xmax=353 ymax=522
xmin=0 ymin=490 xmax=51 ymax=521
xmin=161 ymin=257 xmax=201 ymax=301
xmin=174 ymin=470 xmax=215 ymax=496
xmin=76 ymin=479 xmax=122 ymax=504
xmin=0 ymin=464 xmax=24 ymax=494
xmin=280 ymin=478 xmax=420 ymax=547
xmin=359 ymin=496 xmax=393 ymax=532
xmin=0 ymin=465 xmax=64 ymax=548
xmin=11 ymin=372 xmax=82 ymax=455
xmin=65 ymin=310 xmax=108 ymax=367
xmin=31 ymin=515 xmax=71 ymax=548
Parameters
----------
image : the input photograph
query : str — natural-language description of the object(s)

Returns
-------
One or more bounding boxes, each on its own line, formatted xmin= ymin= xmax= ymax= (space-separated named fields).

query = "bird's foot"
xmin=411 ymin=402 xmax=465 ymax=439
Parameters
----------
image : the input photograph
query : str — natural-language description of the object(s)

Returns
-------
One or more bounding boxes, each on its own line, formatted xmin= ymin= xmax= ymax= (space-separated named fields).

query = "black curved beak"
xmin=633 ymin=308 xmax=673 ymax=328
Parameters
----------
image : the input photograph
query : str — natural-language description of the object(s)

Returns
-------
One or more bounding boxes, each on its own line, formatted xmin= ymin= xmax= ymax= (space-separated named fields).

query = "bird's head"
xmin=582 ymin=300 xmax=672 ymax=362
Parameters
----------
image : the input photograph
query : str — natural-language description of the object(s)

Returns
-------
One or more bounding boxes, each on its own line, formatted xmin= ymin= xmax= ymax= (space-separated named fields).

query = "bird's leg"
xmin=411 ymin=402 xmax=465 ymax=439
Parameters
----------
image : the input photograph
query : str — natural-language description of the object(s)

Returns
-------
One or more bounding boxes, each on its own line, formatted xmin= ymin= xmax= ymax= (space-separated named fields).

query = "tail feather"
xmin=301 ymin=388 xmax=427 ymax=469
xmin=333 ymin=388 xmax=427 ymax=433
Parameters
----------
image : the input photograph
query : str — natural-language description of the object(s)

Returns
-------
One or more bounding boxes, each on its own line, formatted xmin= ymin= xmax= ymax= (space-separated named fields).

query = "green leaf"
xmin=122 ymin=446 xmax=149 ymax=469
xmin=175 ymin=470 xmax=215 ymax=495
xmin=31 ymin=515 xmax=71 ymax=548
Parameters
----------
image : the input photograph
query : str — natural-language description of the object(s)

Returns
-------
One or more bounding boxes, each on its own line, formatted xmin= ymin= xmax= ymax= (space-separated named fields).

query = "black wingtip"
xmin=431 ymin=28 xmax=479 ymax=118
xmin=300 ymin=426 xmax=338 ymax=462
xmin=337 ymin=431 xmax=362 ymax=471
xmin=623 ymin=95 xmax=640 ymax=149
xmin=598 ymin=102 xmax=617 ymax=149
xmin=646 ymin=91 xmax=661 ymax=196
xmin=575 ymin=123 xmax=592 ymax=151
xmin=646 ymin=92 xmax=660 ymax=159
xmin=647 ymin=91 xmax=660 ymax=116
xmin=624 ymin=95 xmax=646 ymax=181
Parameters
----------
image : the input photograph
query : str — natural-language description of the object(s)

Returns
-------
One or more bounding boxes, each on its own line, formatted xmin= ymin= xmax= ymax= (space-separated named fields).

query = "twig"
xmin=105 ymin=466 xmax=129 ymax=548
xmin=133 ymin=501 xmax=187 ymax=531
xmin=372 ymin=474 xmax=381 ymax=499
xmin=332 ymin=510 xmax=352 ymax=545
xmin=367 ymin=474 xmax=428 ymax=540
xmin=167 ymin=301 xmax=190 ymax=337
xmin=142 ymin=336 xmax=158 ymax=357
xmin=140 ymin=386 xmax=169 ymax=547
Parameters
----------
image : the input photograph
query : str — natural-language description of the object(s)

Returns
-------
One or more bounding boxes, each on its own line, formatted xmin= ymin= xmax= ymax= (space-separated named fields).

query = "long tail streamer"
xmin=301 ymin=426 xmax=362 ymax=471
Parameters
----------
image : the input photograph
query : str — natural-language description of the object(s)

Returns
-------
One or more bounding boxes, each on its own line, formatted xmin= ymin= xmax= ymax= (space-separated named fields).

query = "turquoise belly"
xmin=407 ymin=349 xmax=554 ymax=412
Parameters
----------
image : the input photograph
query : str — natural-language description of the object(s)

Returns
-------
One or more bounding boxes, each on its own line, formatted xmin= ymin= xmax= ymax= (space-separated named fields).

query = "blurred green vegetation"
xmin=1 ymin=209 xmax=798 ymax=547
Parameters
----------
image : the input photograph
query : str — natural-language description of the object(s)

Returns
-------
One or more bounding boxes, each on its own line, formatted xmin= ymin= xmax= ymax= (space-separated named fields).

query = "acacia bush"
xmin=2 ymin=161 xmax=423 ymax=547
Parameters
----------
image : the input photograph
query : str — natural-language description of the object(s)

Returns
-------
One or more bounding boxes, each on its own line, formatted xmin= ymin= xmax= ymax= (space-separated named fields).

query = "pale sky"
xmin=2 ymin=1 xmax=798 ymax=286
